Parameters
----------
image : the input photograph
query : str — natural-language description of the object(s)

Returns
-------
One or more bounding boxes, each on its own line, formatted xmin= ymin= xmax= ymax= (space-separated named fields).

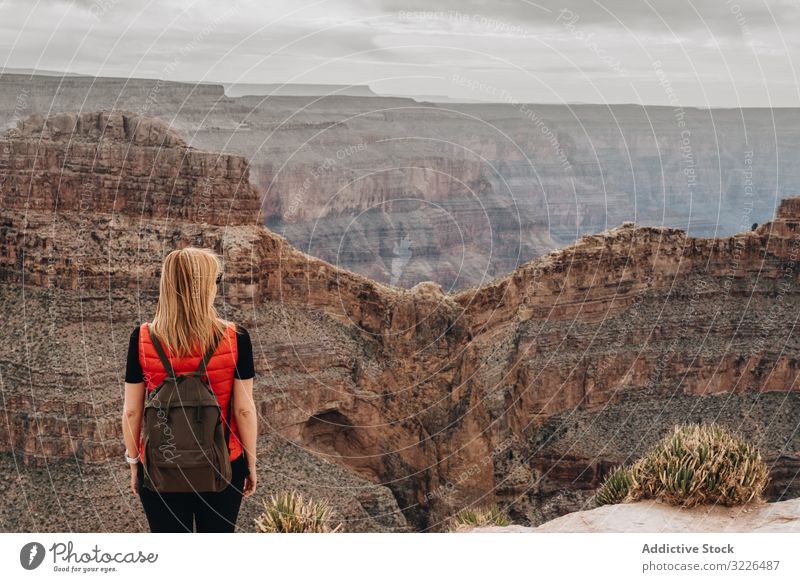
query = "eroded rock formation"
xmin=1 ymin=111 xmax=799 ymax=532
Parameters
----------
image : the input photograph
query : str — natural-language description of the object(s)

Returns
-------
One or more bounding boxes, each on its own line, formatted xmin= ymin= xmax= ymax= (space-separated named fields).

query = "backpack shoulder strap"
xmin=147 ymin=322 xmax=177 ymax=380
xmin=195 ymin=324 xmax=226 ymax=375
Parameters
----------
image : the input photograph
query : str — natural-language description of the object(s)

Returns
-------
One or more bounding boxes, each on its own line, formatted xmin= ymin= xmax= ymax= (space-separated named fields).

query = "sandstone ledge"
xmin=471 ymin=499 xmax=800 ymax=533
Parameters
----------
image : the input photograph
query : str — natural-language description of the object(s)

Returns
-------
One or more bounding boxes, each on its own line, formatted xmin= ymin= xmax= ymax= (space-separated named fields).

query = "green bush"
xmin=447 ymin=504 xmax=511 ymax=531
xmin=254 ymin=490 xmax=343 ymax=533
xmin=594 ymin=423 xmax=769 ymax=508
xmin=595 ymin=465 xmax=634 ymax=506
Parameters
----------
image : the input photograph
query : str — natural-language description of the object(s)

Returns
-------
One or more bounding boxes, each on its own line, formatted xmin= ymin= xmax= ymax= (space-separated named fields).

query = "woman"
xmin=121 ymin=246 xmax=258 ymax=532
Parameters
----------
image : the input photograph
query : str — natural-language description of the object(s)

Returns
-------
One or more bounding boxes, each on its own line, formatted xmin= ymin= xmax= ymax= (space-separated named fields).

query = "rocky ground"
xmin=0 ymin=433 xmax=408 ymax=533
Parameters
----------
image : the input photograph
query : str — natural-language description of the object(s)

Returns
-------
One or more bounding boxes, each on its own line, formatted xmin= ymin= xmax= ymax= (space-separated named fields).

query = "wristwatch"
xmin=125 ymin=450 xmax=140 ymax=464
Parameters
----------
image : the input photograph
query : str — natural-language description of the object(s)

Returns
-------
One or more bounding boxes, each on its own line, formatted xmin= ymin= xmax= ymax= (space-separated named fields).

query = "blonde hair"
xmin=149 ymin=246 xmax=230 ymax=358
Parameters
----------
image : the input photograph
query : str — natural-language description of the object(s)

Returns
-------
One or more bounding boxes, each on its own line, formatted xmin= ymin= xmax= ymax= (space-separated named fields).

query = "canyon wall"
xmin=0 ymin=111 xmax=409 ymax=532
xmin=2 ymin=73 xmax=799 ymax=289
xmin=1 ymin=111 xmax=799 ymax=532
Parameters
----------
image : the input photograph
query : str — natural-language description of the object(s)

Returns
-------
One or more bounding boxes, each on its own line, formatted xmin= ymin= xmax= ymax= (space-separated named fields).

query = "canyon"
xmin=2 ymin=73 xmax=799 ymax=290
xmin=1 ymin=111 xmax=799 ymax=532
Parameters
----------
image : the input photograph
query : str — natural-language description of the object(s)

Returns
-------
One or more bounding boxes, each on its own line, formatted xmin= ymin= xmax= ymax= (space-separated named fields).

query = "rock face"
xmin=0 ymin=110 xmax=263 ymax=299
xmin=471 ymin=499 xmax=800 ymax=533
xmin=1 ymin=109 xmax=259 ymax=221
xmin=0 ymin=111 xmax=409 ymax=532
xmin=3 ymin=73 xmax=800 ymax=289
xmin=1 ymin=111 xmax=800 ymax=533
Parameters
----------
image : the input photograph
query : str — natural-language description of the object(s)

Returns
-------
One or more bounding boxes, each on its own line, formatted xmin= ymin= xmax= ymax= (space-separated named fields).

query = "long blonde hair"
xmin=149 ymin=246 xmax=230 ymax=358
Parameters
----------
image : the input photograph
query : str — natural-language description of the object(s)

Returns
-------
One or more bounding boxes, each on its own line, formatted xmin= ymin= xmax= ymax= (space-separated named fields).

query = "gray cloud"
xmin=1 ymin=0 xmax=798 ymax=106
xmin=367 ymin=0 xmax=799 ymax=36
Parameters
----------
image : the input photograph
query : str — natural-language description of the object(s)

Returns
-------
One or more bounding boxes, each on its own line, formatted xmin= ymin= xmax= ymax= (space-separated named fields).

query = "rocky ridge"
xmin=3 ymin=73 xmax=799 ymax=289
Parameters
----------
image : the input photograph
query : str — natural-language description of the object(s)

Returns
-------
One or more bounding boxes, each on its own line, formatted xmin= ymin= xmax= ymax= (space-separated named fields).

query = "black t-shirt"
xmin=125 ymin=323 xmax=255 ymax=383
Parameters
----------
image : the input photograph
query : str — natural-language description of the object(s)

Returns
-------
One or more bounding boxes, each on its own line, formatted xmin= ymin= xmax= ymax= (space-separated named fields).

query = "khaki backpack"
xmin=140 ymin=323 xmax=234 ymax=493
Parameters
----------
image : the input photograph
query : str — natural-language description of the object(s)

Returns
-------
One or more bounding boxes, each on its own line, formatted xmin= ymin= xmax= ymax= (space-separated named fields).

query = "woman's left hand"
xmin=130 ymin=463 xmax=139 ymax=496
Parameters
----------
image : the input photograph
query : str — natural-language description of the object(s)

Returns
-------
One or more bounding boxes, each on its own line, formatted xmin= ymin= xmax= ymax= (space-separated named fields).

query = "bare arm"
xmin=232 ymin=377 xmax=257 ymax=471
xmin=122 ymin=381 xmax=145 ymax=458
xmin=122 ymin=381 xmax=145 ymax=495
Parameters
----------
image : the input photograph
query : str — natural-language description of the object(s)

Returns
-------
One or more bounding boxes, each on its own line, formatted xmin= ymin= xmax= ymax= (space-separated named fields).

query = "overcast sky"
xmin=0 ymin=0 xmax=798 ymax=106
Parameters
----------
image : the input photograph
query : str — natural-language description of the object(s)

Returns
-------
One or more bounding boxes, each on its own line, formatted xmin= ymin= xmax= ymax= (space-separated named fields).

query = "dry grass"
xmin=595 ymin=422 xmax=770 ymax=508
xmin=447 ymin=504 xmax=511 ymax=531
xmin=254 ymin=490 xmax=343 ymax=533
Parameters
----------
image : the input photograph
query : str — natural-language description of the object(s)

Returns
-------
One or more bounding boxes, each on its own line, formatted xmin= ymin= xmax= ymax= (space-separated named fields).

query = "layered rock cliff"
xmin=1 ymin=111 xmax=799 ymax=532
xmin=3 ymin=73 xmax=799 ymax=289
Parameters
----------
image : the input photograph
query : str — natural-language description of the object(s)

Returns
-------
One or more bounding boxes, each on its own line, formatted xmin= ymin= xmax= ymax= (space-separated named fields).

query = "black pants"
xmin=137 ymin=454 xmax=249 ymax=532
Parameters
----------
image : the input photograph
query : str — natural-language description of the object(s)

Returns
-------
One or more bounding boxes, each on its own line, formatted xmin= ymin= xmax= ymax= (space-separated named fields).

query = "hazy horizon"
xmin=3 ymin=65 xmax=800 ymax=109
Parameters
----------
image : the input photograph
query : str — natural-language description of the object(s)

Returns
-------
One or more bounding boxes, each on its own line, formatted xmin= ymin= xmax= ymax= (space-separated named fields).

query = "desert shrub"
xmin=595 ymin=465 xmax=634 ymax=506
xmin=447 ymin=504 xmax=511 ymax=531
xmin=596 ymin=423 xmax=769 ymax=508
xmin=254 ymin=490 xmax=343 ymax=533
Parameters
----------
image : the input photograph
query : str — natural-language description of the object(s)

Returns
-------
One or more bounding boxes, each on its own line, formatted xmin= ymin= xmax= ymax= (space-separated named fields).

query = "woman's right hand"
xmin=243 ymin=464 xmax=257 ymax=497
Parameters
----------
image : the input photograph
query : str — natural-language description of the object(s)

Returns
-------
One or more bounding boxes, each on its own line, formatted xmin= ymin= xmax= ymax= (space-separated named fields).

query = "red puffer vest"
xmin=137 ymin=321 xmax=244 ymax=462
